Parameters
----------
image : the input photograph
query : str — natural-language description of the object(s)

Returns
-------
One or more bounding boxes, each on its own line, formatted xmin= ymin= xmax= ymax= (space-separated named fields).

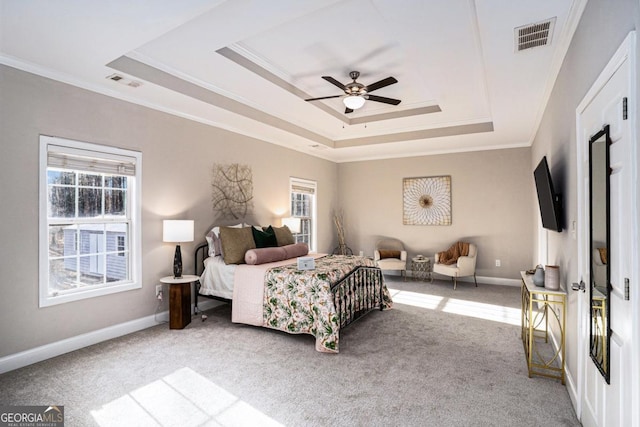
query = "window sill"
xmin=39 ymin=281 xmax=141 ymax=308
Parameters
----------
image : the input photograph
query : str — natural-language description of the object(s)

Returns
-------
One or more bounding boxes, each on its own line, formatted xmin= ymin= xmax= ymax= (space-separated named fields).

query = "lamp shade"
xmin=163 ymin=220 xmax=194 ymax=243
xmin=343 ymin=95 xmax=365 ymax=110
xmin=281 ymin=217 xmax=301 ymax=233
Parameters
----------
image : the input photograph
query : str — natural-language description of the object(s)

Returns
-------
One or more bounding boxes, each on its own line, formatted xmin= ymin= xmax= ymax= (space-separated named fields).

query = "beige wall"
xmin=0 ymin=65 xmax=338 ymax=357
xmin=530 ymin=0 xmax=639 ymax=400
xmin=337 ymin=148 xmax=534 ymax=279
xmin=10 ymin=0 xmax=636 ymax=362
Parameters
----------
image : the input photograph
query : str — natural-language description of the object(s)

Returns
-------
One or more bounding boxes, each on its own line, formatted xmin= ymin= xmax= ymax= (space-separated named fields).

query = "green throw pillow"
xmin=252 ymin=226 xmax=278 ymax=248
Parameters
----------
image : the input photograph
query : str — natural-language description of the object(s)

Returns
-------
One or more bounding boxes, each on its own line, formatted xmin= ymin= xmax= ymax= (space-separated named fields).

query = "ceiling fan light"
xmin=343 ymin=95 xmax=365 ymax=110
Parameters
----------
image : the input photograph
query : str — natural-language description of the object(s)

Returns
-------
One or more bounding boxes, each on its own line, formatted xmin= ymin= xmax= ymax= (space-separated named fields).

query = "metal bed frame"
xmin=194 ymin=243 xmax=232 ymax=313
xmin=193 ymin=243 xmax=386 ymax=329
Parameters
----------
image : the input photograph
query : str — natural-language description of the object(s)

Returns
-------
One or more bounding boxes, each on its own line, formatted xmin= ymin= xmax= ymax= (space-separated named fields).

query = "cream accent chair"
xmin=374 ymin=239 xmax=407 ymax=281
xmin=433 ymin=243 xmax=478 ymax=290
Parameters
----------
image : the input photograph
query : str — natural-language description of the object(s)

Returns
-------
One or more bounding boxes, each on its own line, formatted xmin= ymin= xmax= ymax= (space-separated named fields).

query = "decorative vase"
xmin=173 ymin=244 xmax=183 ymax=279
xmin=545 ymin=265 xmax=560 ymax=290
xmin=533 ymin=265 xmax=545 ymax=287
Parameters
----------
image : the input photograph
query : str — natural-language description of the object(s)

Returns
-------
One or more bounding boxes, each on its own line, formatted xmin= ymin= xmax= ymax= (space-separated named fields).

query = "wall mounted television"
xmin=534 ymin=156 xmax=562 ymax=232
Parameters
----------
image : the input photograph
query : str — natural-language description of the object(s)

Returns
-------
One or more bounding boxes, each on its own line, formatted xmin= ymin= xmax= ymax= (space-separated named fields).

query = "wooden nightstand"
xmin=160 ymin=275 xmax=199 ymax=329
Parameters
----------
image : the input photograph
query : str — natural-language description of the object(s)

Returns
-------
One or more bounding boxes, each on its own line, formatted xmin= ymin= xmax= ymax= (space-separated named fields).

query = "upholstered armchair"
xmin=433 ymin=242 xmax=478 ymax=290
xmin=374 ymin=238 xmax=407 ymax=281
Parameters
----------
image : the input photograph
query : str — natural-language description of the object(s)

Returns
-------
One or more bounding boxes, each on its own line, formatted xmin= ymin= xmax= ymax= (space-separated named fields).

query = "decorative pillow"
xmin=244 ymin=243 xmax=309 ymax=265
xmin=219 ymin=226 xmax=256 ymax=264
xmin=265 ymin=225 xmax=295 ymax=246
xmin=205 ymin=223 xmax=242 ymax=257
xmin=245 ymin=246 xmax=287 ymax=265
xmin=252 ymin=226 xmax=278 ymax=248
xmin=205 ymin=227 xmax=221 ymax=257
xmin=379 ymin=250 xmax=401 ymax=259
xmin=282 ymin=242 xmax=309 ymax=259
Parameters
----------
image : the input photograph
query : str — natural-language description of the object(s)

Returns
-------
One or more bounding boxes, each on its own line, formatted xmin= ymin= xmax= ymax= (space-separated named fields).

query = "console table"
xmin=520 ymin=271 xmax=566 ymax=384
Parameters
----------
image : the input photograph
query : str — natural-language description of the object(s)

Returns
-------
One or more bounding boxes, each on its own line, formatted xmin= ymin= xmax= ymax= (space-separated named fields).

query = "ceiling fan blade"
xmin=366 ymin=94 xmax=401 ymax=105
xmin=322 ymin=76 xmax=347 ymax=91
xmin=305 ymin=95 xmax=342 ymax=101
xmin=345 ymin=107 xmax=354 ymax=114
xmin=365 ymin=77 xmax=398 ymax=93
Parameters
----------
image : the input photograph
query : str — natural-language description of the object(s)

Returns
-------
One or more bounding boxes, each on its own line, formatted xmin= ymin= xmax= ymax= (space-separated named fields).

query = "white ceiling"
xmin=0 ymin=0 xmax=586 ymax=163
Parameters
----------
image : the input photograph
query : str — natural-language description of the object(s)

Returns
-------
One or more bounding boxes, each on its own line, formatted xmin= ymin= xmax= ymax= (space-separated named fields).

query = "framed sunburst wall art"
xmin=403 ymin=176 xmax=452 ymax=225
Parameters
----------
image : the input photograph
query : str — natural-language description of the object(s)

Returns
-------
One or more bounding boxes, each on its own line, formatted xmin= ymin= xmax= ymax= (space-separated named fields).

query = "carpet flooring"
xmin=0 ymin=276 xmax=580 ymax=426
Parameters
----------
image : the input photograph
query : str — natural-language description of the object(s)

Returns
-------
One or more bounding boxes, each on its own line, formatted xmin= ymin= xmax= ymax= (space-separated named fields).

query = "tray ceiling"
xmin=0 ymin=0 xmax=586 ymax=162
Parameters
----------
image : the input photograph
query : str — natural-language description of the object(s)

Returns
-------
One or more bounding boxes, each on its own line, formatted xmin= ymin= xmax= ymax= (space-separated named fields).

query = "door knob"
xmin=571 ymin=280 xmax=586 ymax=292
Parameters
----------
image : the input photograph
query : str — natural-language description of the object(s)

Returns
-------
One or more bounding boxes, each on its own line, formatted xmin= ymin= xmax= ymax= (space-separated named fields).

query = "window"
xmin=290 ymin=178 xmax=317 ymax=252
xmin=117 ymin=235 xmax=126 ymax=256
xmin=39 ymin=136 xmax=142 ymax=307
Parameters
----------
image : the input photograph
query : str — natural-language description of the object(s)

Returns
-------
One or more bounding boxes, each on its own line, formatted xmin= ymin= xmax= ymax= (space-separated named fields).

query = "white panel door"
xmin=576 ymin=33 xmax=637 ymax=427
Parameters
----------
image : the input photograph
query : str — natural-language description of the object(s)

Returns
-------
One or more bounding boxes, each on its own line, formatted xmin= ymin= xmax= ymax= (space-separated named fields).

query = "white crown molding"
xmin=333 ymin=140 xmax=531 ymax=164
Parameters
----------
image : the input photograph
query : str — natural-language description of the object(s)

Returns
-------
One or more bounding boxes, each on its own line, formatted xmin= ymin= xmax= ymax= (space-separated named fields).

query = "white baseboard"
xmin=406 ymin=271 xmax=521 ymax=287
xmin=565 ymin=364 xmax=579 ymax=415
xmin=463 ymin=275 xmax=521 ymax=287
xmin=0 ymin=299 xmax=224 ymax=374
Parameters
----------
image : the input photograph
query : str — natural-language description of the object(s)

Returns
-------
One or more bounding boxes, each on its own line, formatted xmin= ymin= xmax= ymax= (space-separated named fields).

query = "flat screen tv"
xmin=534 ymin=156 xmax=562 ymax=232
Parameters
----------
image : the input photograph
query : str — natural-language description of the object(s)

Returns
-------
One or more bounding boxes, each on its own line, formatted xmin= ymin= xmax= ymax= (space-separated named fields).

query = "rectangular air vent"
xmin=515 ymin=17 xmax=556 ymax=51
xmin=106 ymin=73 xmax=142 ymax=88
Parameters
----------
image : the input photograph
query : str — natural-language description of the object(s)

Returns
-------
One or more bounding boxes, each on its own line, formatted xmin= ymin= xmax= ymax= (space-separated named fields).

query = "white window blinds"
xmin=291 ymin=178 xmax=316 ymax=194
xmin=47 ymin=144 xmax=137 ymax=176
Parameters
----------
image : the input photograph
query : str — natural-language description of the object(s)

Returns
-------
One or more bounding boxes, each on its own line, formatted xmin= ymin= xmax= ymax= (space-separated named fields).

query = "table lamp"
xmin=163 ymin=220 xmax=194 ymax=278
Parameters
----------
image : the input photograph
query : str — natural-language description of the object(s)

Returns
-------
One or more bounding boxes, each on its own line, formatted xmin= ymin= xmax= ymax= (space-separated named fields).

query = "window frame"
xmin=39 ymin=135 xmax=142 ymax=307
xmin=289 ymin=177 xmax=317 ymax=252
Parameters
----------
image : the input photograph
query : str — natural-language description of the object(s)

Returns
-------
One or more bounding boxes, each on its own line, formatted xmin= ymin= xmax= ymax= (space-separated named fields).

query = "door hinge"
xmin=622 ymin=97 xmax=628 ymax=120
xmin=625 ymin=277 xmax=630 ymax=300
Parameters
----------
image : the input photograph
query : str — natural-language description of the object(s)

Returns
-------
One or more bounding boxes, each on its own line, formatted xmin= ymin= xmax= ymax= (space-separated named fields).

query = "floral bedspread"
xmin=263 ymin=255 xmax=393 ymax=353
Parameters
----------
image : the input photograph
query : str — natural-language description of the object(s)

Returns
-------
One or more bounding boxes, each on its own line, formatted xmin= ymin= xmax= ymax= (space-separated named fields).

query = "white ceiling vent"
xmin=106 ymin=73 xmax=142 ymax=88
xmin=515 ymin=17 xmax=556 ymax=52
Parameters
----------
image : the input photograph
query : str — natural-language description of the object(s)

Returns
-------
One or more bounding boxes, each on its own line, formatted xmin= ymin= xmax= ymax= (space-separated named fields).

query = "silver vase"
xmin=544 ymin=265 xmax=560 ymax=290
xmin=533 ymin=265 xmax=545 ymax=286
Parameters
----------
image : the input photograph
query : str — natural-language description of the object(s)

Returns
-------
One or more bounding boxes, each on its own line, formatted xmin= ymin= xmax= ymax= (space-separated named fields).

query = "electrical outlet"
xmin=156 ymin=285 xmax=163 ymax=300
xmin=495 ymin=259 xmax=501 ymax=267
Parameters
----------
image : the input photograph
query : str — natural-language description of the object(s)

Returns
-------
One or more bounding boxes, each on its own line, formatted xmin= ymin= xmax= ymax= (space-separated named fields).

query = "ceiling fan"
xmin=305 ymin=71 xmax=400 ymax=114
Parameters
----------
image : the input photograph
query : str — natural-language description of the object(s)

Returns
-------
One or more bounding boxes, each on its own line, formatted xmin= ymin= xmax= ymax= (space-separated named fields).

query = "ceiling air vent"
xmin=106 ymin=73 xmax=142 ymax=88
xmin=515 ymin=17 xmax=556 ymax=52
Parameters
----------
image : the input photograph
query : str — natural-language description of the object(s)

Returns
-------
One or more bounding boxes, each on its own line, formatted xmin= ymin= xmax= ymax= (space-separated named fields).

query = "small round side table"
xmin=411 ymin=257 xmax=433 ymax=282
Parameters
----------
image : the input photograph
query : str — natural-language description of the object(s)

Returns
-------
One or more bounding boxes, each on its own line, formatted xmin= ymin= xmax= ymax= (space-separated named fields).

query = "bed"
xmin=194 ymin=226 xmax=392 ymax=353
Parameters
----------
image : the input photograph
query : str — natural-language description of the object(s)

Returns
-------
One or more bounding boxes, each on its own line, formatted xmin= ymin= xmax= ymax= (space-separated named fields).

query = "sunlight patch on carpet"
xmin=388 ymin=288 xmax=520 ymax=325
xmin=91 ymin=367 xmax=283 ymax=427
